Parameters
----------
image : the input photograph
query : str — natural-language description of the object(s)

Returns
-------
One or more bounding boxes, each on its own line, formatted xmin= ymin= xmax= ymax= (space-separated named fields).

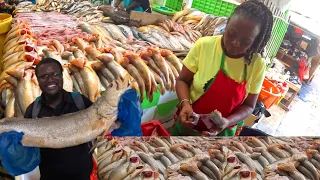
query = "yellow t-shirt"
xmin=183 ymin=35 xmax=266 ymax=103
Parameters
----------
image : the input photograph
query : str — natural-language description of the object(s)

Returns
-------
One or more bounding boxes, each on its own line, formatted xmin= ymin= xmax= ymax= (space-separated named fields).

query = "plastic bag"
xmin=111 ymin=89 xmax=143 ymax=136
xmin=0 ymin=131 xmax=40 ymax=176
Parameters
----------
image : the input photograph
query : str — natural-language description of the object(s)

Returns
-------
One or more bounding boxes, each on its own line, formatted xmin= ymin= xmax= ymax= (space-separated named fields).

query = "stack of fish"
xmin=193 ymin=15 xmax=227 ymax=37
xmin=95 ymin=136 xmax=320 ymax=180
xmin=61 ymin=1 xmax=104 ymax=24
xmin=172 ymin=8 xmax=228 ymax=37
xmin=35 ymin=0 xmax=77 ymax=12
xmin=172 ymin=8 xmax=206 ymax=25
xmin=14 ymin=1 xmax=36 ymax=13
xmin=159 ymin=19 xmax=202 ymax=41
xmin=0 ymin=20 xmax=41 ymax=117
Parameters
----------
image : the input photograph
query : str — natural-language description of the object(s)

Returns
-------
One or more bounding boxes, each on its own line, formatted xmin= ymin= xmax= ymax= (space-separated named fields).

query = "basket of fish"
xmin=95 ymin=136 xmax=320 ymax=180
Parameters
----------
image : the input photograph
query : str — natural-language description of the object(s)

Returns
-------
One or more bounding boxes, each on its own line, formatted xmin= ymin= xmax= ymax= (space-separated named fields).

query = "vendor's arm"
xmin=225 ymin=93 xmax=258 ymax=126
xmin=176 ymin=40 xmax=200 ymax=128
xmin=226 ymin=57 xmax=266 ymax=127
xmin=125 ymin=1 xmax=141 ymax=12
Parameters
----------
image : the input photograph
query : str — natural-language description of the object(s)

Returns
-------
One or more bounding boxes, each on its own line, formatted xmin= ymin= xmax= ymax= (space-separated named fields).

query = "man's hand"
xmin=178 ymin=102 xmax=194 ymax=129
xmin=0 ymin=131 xmax=40 ymax=176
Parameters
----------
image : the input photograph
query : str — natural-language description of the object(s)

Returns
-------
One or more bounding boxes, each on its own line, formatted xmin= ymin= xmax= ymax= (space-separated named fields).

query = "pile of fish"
xmin=0 ymin=15 xmax=184 ymax=117
xmin=61 ymin=1 xmax=104 ymax=24
xmin=95 ymin=136 xmax=320 ymax=180
xmin=172 ymin=8 xmax=228 ymax=37
xmin=0 ymin=21 xmax=42 ymax=117
xmin=14 ymin=12 xmax=87 ymax=46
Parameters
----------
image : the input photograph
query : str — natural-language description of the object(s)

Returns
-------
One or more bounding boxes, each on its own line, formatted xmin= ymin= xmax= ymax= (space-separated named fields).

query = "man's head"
xmin=35 ymin=58 xmax=63 ymax=97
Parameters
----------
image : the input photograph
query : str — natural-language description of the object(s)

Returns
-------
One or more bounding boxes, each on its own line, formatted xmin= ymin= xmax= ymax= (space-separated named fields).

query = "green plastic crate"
xmin=165 ymin=0 xmax=183 ymax=11
xmin=151 ymin=4 xmax=178 ymax=16
xmin=191 ymin=0 xmax=237 ymax=17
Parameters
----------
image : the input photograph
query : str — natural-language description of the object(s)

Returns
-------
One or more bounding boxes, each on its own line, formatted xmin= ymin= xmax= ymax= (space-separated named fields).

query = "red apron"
xmin=171 ymin=53 xmax=247 ymax=136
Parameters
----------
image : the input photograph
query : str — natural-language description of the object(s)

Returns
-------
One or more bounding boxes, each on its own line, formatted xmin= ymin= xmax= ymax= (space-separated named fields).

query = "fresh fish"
xmin=4 ymin=94 xmax=15 ymax=118
xmin=30 ymin=71 xmax=41 ymax=100
xmin=5 ymin=28 xmax=32 ymax=43
xmin=5 ymin=76 xmax=18 ymax=88
xmin=85 ymin=46 xmax=101 ymax=61
xmin=94 ymin=25 xmax=113 ymax=41
xmin=3 ymin=43 xmax=37 ymax=60
xmin=3 ymin=52 xmax=40 ymax=72
xmin=14 ymin=69 xmax=34 ymax=115
xmin=97 ymin=53 xmax=128 ymax=80
xmin=148 ymin=47 xmax=171 ymax=89
xmin=103 ymin=23 xmax=127 ymax=43
xmin=108 ymin=153 xmax=141 ymax=179
xmin=4 ymin=35 xmax=35 ymax=53
xmin=78 ymin=22 xmax=101 ymax=35
xmin=74 ymin=38 xmax=88 ymax=52
xmin=70 ymin=59 xmax=100 ymax=102
xmin=0 ymin=75 xmax=131 ymax=148
xmin=161 ymin=49 xmax=182 ymax=72
xmin=62 ymin=65 xmax=73 ymax=92
xmin=71 ymin=75 xmax=81 ymax=93
xmin=172 ymin=8 xmax=197 ymax=22
xmin=130 ymin=26 xmax=141 ymax=39
xmin=42 ymin=48 xmax=62 ymax=63
xmin=118 ymin=25 xmax=134 ymax=39
xmin=124 ymin=62 xmax=145 ymax=102
xmin=0 ymin=61 xmax=34 ymax=85
xmin=97 ymin=72 xmax=110 ymax=89
xmin=140 ymin=51 xmax=166 ymax=84
xmin=51 ymin=40 xmax=64 ymax=55
xmin=173 ymin=34 xmax=193 ymax=49
xmin=123 ymin=165 xmax=145 ymax=180
xmin=124 ymin=53 xmax=152 ymax=100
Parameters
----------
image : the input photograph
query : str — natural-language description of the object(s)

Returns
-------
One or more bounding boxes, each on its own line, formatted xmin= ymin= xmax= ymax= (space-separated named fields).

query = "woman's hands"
xmin=202 ymin=117 xmax=230 ymax=136
xmin=178 ymin=101 xmax=194 ymax=129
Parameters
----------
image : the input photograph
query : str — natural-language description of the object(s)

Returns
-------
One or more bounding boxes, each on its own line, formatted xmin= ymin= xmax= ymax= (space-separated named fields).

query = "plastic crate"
xmin=151 ymin=4 xmax=177 ymax=16
xmin=165 ymin=0 xmax=183 ymax=11
xmin=191 ymin=0 xmax=237 ymax=17
xmin=141 ymin=120 xmax=170 ymax=136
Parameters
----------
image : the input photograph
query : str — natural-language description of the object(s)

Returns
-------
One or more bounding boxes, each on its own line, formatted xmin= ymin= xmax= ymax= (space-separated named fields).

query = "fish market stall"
xmin=0 ymin=1 xmax=228 ymax=124
xmin=94 ymin=136 xmax=320 ymax=180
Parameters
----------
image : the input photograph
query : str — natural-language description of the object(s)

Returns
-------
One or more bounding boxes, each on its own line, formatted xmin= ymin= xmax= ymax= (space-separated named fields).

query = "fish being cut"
xmin=0 ymin=75 xmax=131 ymax=148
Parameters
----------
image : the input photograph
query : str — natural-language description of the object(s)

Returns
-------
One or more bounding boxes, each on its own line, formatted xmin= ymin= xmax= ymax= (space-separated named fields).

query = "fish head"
xmin=70 ymin=58 xmax=86 ymax=69
xmin=36 ymin=60 xmax=63 ymax=97
xmin=97 ymin=53 xmax=114 ymax=64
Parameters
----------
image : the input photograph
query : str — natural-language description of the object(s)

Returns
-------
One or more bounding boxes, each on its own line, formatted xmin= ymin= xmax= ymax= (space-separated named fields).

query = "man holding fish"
xmin=114 ymin=0 xmax=151 ymax=13
xmin=171 ymin=1 xmax=274 ymax=136
xmin=22 ymin=58 xmax=94 ymax=180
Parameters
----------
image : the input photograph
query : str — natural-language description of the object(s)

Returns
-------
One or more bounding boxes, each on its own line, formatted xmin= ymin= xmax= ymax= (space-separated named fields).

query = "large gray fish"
xmin=0 ymin=75 xmax=131 ymax=148
xmin=102 ymin=23 xmax=127 ymax=43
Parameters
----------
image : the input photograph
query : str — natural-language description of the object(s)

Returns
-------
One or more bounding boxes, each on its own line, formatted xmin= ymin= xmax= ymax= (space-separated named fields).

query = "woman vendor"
xmin=171 ymin=1 xmax=273 ymax=136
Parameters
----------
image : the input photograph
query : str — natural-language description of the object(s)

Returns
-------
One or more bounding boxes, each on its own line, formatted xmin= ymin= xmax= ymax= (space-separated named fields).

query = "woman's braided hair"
xmin=232 ymin=0 xmax=274 ymax=64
